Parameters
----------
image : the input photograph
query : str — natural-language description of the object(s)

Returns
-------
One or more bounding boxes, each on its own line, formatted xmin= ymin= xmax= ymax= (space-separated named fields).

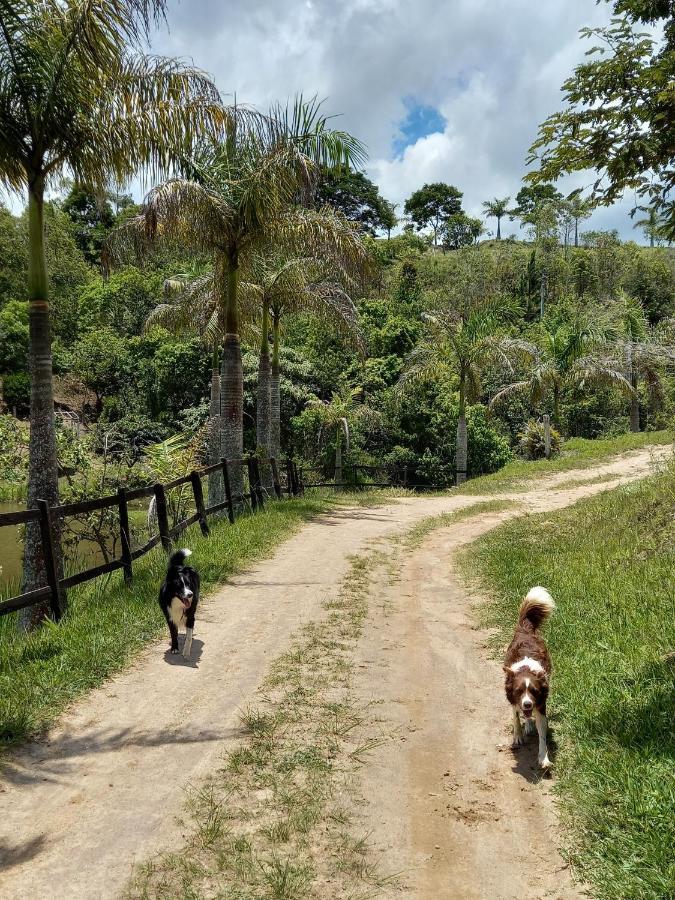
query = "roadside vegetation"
xmin=462 ymin=459 xmax=675 ymax=899
xmin=457 ymin=429 xmax=672 ymax=494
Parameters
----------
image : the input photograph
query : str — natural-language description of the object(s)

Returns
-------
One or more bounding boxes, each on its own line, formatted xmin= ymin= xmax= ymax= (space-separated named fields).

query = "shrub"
xmin=2 ymin=372 xmax=30 ymax=416
xmin=518 ymin=419 xmax=562 ymax=460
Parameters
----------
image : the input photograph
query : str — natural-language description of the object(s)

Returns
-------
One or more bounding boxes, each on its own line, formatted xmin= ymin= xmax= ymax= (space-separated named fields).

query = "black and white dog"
xmin=159 ymin=548 xmax=200 ymax=659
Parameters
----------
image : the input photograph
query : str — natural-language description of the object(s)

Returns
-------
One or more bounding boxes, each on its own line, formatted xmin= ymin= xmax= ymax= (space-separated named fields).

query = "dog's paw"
xmin=538 ymin=753 xmax=552 ymax=770
xmin=511 ymin=736 xmax=525 ymax=749
xmin=171 ymin=647 xmax=180 ymax=654
xmin=182 ymin=648 xmax=191 ymax=660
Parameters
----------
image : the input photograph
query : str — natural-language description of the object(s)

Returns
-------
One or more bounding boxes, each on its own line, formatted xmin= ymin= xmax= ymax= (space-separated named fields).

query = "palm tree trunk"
xmin=270 ymin=313 xmax=281 ymax=461
xmin=627 ymin=345 xmax=640 ymax=432
xmin=21 ymin=179 xmax=62 ymax=629
xmin=629 ymin=376 xmax=640 ymax=432
xmin=455 ymin=373 xmax=468 ymax=485
xmin=207 ymin=346 xmax=223 ymax=507
xmin=220 ymin=261 xmax=244 ymax=499
xmin=496 ymin=216 xmax=501 ymax=240
xmin=334 ymin=428 xmax=343 ymax=484
xmin=574 ymin=217 xmax=579 ymax=248
xmin=256 ymin=301 xmax=274 ymax=495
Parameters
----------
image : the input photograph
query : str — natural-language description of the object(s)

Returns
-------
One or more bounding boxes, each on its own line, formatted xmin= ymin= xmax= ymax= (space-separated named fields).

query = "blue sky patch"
xmin=392 ymin=99 xmax=446 ymax=157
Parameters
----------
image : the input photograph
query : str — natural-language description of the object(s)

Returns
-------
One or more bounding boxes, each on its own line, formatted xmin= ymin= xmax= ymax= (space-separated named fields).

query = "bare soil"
xmin=0 ymin=446 xmax=668 ymax=899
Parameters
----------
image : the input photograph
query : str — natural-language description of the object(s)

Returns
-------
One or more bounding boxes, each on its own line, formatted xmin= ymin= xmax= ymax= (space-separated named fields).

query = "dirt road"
xmin=0 ymin=446 xmax=668 ymax=898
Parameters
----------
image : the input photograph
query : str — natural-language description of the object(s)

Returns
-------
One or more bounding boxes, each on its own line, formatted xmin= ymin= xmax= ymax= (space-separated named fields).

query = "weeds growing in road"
xmin=462 ymin=460 xmax=675 ymax=900
xmin=129 ymin=547 xmax=397 ymax=899
xmin=403 ymin=499 xmax=517 ymax=548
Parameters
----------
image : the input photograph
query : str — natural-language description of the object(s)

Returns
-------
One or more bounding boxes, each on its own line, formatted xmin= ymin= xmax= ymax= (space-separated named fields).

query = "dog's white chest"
xmin=168 ymin=596 xmax=186 ymax=627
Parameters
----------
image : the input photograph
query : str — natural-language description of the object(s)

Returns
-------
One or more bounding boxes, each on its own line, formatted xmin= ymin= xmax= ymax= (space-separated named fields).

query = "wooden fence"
xmin=0 ymin=457 xmax=304 ymax=621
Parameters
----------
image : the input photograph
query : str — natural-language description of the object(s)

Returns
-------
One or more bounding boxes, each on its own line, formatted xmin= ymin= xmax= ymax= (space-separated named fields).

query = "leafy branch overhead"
xmin=527 ymin=1 xmax=675 ymax=237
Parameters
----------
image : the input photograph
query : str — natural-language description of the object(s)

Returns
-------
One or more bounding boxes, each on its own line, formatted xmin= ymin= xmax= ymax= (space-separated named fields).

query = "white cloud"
xmin=143 ymin=0 xmax=639 ymax=239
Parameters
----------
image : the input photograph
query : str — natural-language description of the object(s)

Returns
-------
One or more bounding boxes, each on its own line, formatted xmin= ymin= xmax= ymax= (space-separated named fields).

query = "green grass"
xmin=0 ymin=496 xmax=334 ymax=751
xmin=459 ymin=429 xmax=672 ymax=495
xmin=461 ymin=461 xmax=675 ymax=899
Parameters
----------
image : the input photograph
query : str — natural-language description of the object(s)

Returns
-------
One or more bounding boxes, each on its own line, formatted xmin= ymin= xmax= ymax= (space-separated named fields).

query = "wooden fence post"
xmin=285 ymin=459 xmax=293 ymax=497
xmin=270 ymin=458 xmax=282 ymax=499
xmin=117 ymin=487 xmax=133 ymax=585
xmin=190 ymin=471 xmax=210 ymax=537
xmin=543 ymin=414 xmax=551 ymax=460
xmin=246 ymin=458 xmax=258 ymax=511
xmin=154 ymin=483 xmax=171 ymax=551
xmin=403 ymin=465 xmax=408 ymax=487
xmin=220 ymin=458 xmax=235 ymax=524
xmin=37 ymin=499 xmax=65 ymax=621
xmin=253 ymin=458 xmax=265 ymax=509
xmin=292 ymin=462 xmax=300 ymax=496
xmin=298 ymin=465 xmax=305 ymax=496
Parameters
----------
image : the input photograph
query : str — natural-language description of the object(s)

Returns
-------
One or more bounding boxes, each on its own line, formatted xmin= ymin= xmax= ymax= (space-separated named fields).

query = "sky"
xmin=145 ymin=0 xmax=644 ymax=241
xmin=3 ymin=1 xmax=648 ymax=240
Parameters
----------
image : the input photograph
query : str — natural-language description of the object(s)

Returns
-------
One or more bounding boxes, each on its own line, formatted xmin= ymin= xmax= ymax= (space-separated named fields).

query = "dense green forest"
xmin=1 ymin=182 xmax=673 ymax=498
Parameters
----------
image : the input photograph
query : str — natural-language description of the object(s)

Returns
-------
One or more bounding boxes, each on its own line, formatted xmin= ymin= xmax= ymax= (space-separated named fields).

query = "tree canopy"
xmin=404 ymin=183 xmax=463 ymax=246
xmin=528 ymin=0 xmax=675 ymax=238
xmin=317 ymin=170 xmax=393 ymax=235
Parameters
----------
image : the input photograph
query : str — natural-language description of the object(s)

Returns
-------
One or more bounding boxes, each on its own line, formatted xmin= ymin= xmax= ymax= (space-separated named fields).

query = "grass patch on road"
xmin=0 ymin=496 xmax=333 ymax=751
xmin=461 ymin=461 xmax=675 ymax=899
xmin=458 ymin=429 xmax=672 ymax=495
xmin=403 ymin=498 xmax=517 ymax=549
xmin=130 ymin=547 xmax=395 ymax=899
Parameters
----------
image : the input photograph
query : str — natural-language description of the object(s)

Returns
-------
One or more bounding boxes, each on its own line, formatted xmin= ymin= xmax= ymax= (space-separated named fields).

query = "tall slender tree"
xmin=147 ymin=232 xmax=366 ymax=485
xmin=403 ymin=302 xmax=531 ymax=484
xmin=0 ymin=0 xmax=227 ymax=624
xmin=122 ymin=105 xmax=365 ymax=497
xmin=481 ymin=197 xmax=510 ymax=240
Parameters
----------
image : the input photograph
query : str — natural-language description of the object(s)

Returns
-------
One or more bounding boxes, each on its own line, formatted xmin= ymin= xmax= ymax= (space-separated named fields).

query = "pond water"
xmin=0 ymin=502 xmax=25 ymax=592
xmin=0 ymin=501 xmax=141 ymax=596
xmin=0 ymin=496 xmax=172 ymax=596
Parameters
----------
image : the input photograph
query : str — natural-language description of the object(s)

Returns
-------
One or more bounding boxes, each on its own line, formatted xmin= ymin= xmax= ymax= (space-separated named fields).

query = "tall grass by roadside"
xmin=0 ymin=496 xmax=334 ymax=751
xmin=462 ymin=461 xmax=675 ymax=899
xmin=459 ymin=429 xmax=672 ymax=494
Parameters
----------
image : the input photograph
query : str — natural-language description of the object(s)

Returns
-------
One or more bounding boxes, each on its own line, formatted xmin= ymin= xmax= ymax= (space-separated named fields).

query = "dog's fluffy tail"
xmin=168 ymin=547 xmax=192 ymax=568
xmin=518 ymin=586 xmax=555 ymax=630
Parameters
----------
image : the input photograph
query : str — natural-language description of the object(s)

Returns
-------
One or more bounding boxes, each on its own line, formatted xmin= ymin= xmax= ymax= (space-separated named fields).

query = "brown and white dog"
xmin=503 ymin=586 xmax=555 ymax=769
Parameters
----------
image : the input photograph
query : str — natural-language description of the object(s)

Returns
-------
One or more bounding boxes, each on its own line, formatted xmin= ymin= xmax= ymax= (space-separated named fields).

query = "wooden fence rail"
xmin=0 ymin=457 xmax=300 ymax=621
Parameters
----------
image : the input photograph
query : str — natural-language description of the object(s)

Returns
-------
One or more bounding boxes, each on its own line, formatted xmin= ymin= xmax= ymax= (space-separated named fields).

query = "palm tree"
xmin=633 ymin=205 xmax=666 ymax=248
xmin=148 ymin=233 xmax=366 ymax=494
xmin=490 ymin=310 xmax=633 ymax=426
xmin=306 ymin=386 xmax=363 ymax=483
xmin=566 ymin=194 xmax=592 ymax=248
xmin=261 ymin=254 xmax=364 ymax=463
xmin=481 ymin=197 xmax=510 ymax=240
xmin=0 ymin=0 xmax=227 ymax=622
xmin=122 ymin=104 xmax=364 ymax=497
xmin=612 ymin=293 xmax=675 ymax=432
xmin=403 ymin=301 xmax=531 ymax=484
